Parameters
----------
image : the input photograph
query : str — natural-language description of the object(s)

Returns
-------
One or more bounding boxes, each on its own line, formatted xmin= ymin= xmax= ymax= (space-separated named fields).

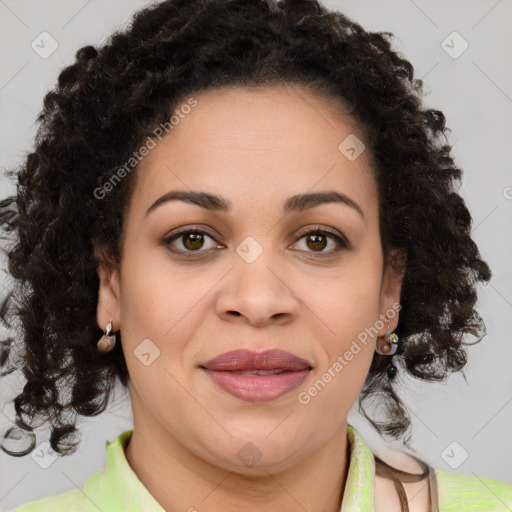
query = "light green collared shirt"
xmin=9 ymin=425 xmax=512 ymax=511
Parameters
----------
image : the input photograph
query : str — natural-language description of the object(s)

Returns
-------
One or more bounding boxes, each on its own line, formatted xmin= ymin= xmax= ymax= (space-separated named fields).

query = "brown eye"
xmin=163 ymin=226 xmax=348 ymax=259
xmin=163 ymin=229 xmax=219 ymax=255
xmin=293 ymin=228 xmax=348 ymax=256
xmin=182 ymin=232 xmax=205 ymax=250
xmin=305 ymin=233 xmax=328 ymax=251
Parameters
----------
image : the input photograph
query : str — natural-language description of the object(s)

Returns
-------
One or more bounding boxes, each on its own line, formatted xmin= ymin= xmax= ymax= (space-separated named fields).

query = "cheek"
xmin=304 ymin=252 xmax=383 ymax=385
xmin=311 ymin=255 xmax=384 ymax=340
xmin=317 ymin=284 xmax=381 ymax=373
xmin=116 ymin=243 xmax=209 ymax=388
xmin=297 ymin=281 xmax=380 ymax=419
xmin=118 ymin=244 xmax=190 ymax=338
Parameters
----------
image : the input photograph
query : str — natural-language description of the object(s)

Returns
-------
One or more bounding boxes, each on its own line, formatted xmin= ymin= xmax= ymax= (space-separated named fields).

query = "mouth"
xmin=227 ymin=369 xmax=291 ymax=375
xmin=200 ymin=349 xmax=313 ymax=403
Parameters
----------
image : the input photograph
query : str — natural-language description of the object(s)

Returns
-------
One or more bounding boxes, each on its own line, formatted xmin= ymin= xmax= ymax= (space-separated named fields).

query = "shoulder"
xmin=7 ymin=488 xmax=93 ymax=512
xmin=6 ymin=466 xmax=113 ymax=512
xmin=8 ymin=431 xmax=132 ymax=512
xmin=435 ymin=468 xmax=512 ymax=511
xmin=8 ymin=466 xmax=119 ymax=512
xmin=8 ymin=429 xmax=165 ymax=512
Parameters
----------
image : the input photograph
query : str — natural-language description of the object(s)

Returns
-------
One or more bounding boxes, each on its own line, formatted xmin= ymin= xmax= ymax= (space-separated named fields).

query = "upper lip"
xmin=201 ymin=349 xmax=312 ymax=371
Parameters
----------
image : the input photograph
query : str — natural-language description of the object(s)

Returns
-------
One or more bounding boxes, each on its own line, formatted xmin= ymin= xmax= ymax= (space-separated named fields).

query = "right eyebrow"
xmin=145 ymin=189 xmax=365 ymax=221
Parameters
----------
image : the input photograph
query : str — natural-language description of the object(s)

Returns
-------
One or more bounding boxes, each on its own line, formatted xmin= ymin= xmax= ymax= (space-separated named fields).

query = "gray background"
xmin=0 ymin=0 xmax=511 ymax=510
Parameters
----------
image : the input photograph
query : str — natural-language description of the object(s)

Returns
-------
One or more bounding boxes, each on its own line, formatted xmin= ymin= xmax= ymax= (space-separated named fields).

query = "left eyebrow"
xmin=145 ymin=189 xmax=365 ymax=221
xmin=282 ymin=191 xmax=365 ymax=220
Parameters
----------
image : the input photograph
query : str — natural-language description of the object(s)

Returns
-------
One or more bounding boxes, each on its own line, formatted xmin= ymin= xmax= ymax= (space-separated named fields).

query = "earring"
xmin=375 ymin=331 xmax=399 ymax=379
xmin=97 ymin=320 xmax=116 ymax=352
xmin=375 ymin=332 xmax=399 ymax=356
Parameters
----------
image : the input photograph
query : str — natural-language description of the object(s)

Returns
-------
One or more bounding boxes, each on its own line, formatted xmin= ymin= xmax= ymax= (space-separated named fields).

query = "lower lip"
xmin=203 ymin=369 xmax=310 ymax=403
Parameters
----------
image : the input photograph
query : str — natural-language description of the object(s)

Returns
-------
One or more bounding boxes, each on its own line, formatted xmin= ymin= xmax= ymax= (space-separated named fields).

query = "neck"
xmin=124 ymin=398 xmax=351 ymax=512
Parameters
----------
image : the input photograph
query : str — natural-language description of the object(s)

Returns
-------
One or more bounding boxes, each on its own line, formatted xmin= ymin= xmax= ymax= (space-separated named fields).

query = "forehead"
xmin=131 ymin=84 xmax=378 ymax=217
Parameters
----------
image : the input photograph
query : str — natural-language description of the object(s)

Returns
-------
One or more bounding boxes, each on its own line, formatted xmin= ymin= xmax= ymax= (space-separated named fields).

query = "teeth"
xmin=234 ymin=370 xmax=287 ymax=375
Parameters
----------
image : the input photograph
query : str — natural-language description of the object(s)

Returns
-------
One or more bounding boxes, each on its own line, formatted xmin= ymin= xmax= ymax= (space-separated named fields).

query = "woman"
xmin=1 ymin=0 xmax=510 ymax=510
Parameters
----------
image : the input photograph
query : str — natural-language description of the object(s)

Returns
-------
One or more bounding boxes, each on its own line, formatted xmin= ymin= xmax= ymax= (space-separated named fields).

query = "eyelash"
xmin=162 ymin=225 xmax=349 ymax=259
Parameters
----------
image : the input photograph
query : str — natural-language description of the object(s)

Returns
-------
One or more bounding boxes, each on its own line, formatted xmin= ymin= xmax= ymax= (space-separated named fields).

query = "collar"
xmin=100 ymin=425 xmax=377 ymax=511
xmin=95 ymin=429 xmax=165 ymax=511
xmin=340 ymin=424 xmax=376 ymax=511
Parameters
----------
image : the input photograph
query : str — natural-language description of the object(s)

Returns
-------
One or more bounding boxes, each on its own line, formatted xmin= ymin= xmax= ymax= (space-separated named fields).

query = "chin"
xmin=202 ymin=434 xmax=306 ymax=475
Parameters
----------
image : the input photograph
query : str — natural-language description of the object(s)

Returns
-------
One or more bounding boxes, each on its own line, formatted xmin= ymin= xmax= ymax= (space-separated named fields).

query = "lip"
xmin=201 ymin=349 xmax=312 ymax=403
xmin=202 ymin=349 xmax=312 ymax=371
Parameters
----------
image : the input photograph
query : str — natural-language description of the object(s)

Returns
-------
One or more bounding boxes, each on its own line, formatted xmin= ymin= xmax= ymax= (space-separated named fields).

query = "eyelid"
xmin=161 ymin=225 xmax=221 ymax=256
xmin=291 ymin=226 xmax=349 ymax=257
xmin=162 ymin=224 xmax=350 ymax=257
xmin=294 ymin=225 xmax=348 ymax=245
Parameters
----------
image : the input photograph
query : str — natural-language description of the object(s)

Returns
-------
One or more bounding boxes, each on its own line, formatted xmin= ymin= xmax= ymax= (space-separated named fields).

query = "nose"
xmin=215 ymin=250 xmax=299 ymax=328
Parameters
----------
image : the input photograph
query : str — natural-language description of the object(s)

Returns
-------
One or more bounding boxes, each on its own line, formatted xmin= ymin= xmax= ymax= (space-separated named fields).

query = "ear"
xmin=95 ymin=248 xmax=121 ymax=332
xmin=378 ymin=248 xmax=406 ymax=335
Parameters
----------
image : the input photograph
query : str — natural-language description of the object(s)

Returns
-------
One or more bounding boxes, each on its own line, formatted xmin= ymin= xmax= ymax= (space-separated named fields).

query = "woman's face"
xmin=97 ymin=84 xmax=402 ymax=474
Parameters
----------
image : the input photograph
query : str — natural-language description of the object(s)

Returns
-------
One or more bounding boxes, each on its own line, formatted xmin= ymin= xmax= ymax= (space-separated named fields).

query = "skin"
xmin=96 ymin=84 xmax=425 ymax=511
xmin=375 ymin=475 xmax=431 ymax=512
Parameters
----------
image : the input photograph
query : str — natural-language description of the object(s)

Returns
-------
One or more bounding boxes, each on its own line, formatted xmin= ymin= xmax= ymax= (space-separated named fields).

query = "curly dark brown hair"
xmin=0 ymin=0 xmax=490 ymax=465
